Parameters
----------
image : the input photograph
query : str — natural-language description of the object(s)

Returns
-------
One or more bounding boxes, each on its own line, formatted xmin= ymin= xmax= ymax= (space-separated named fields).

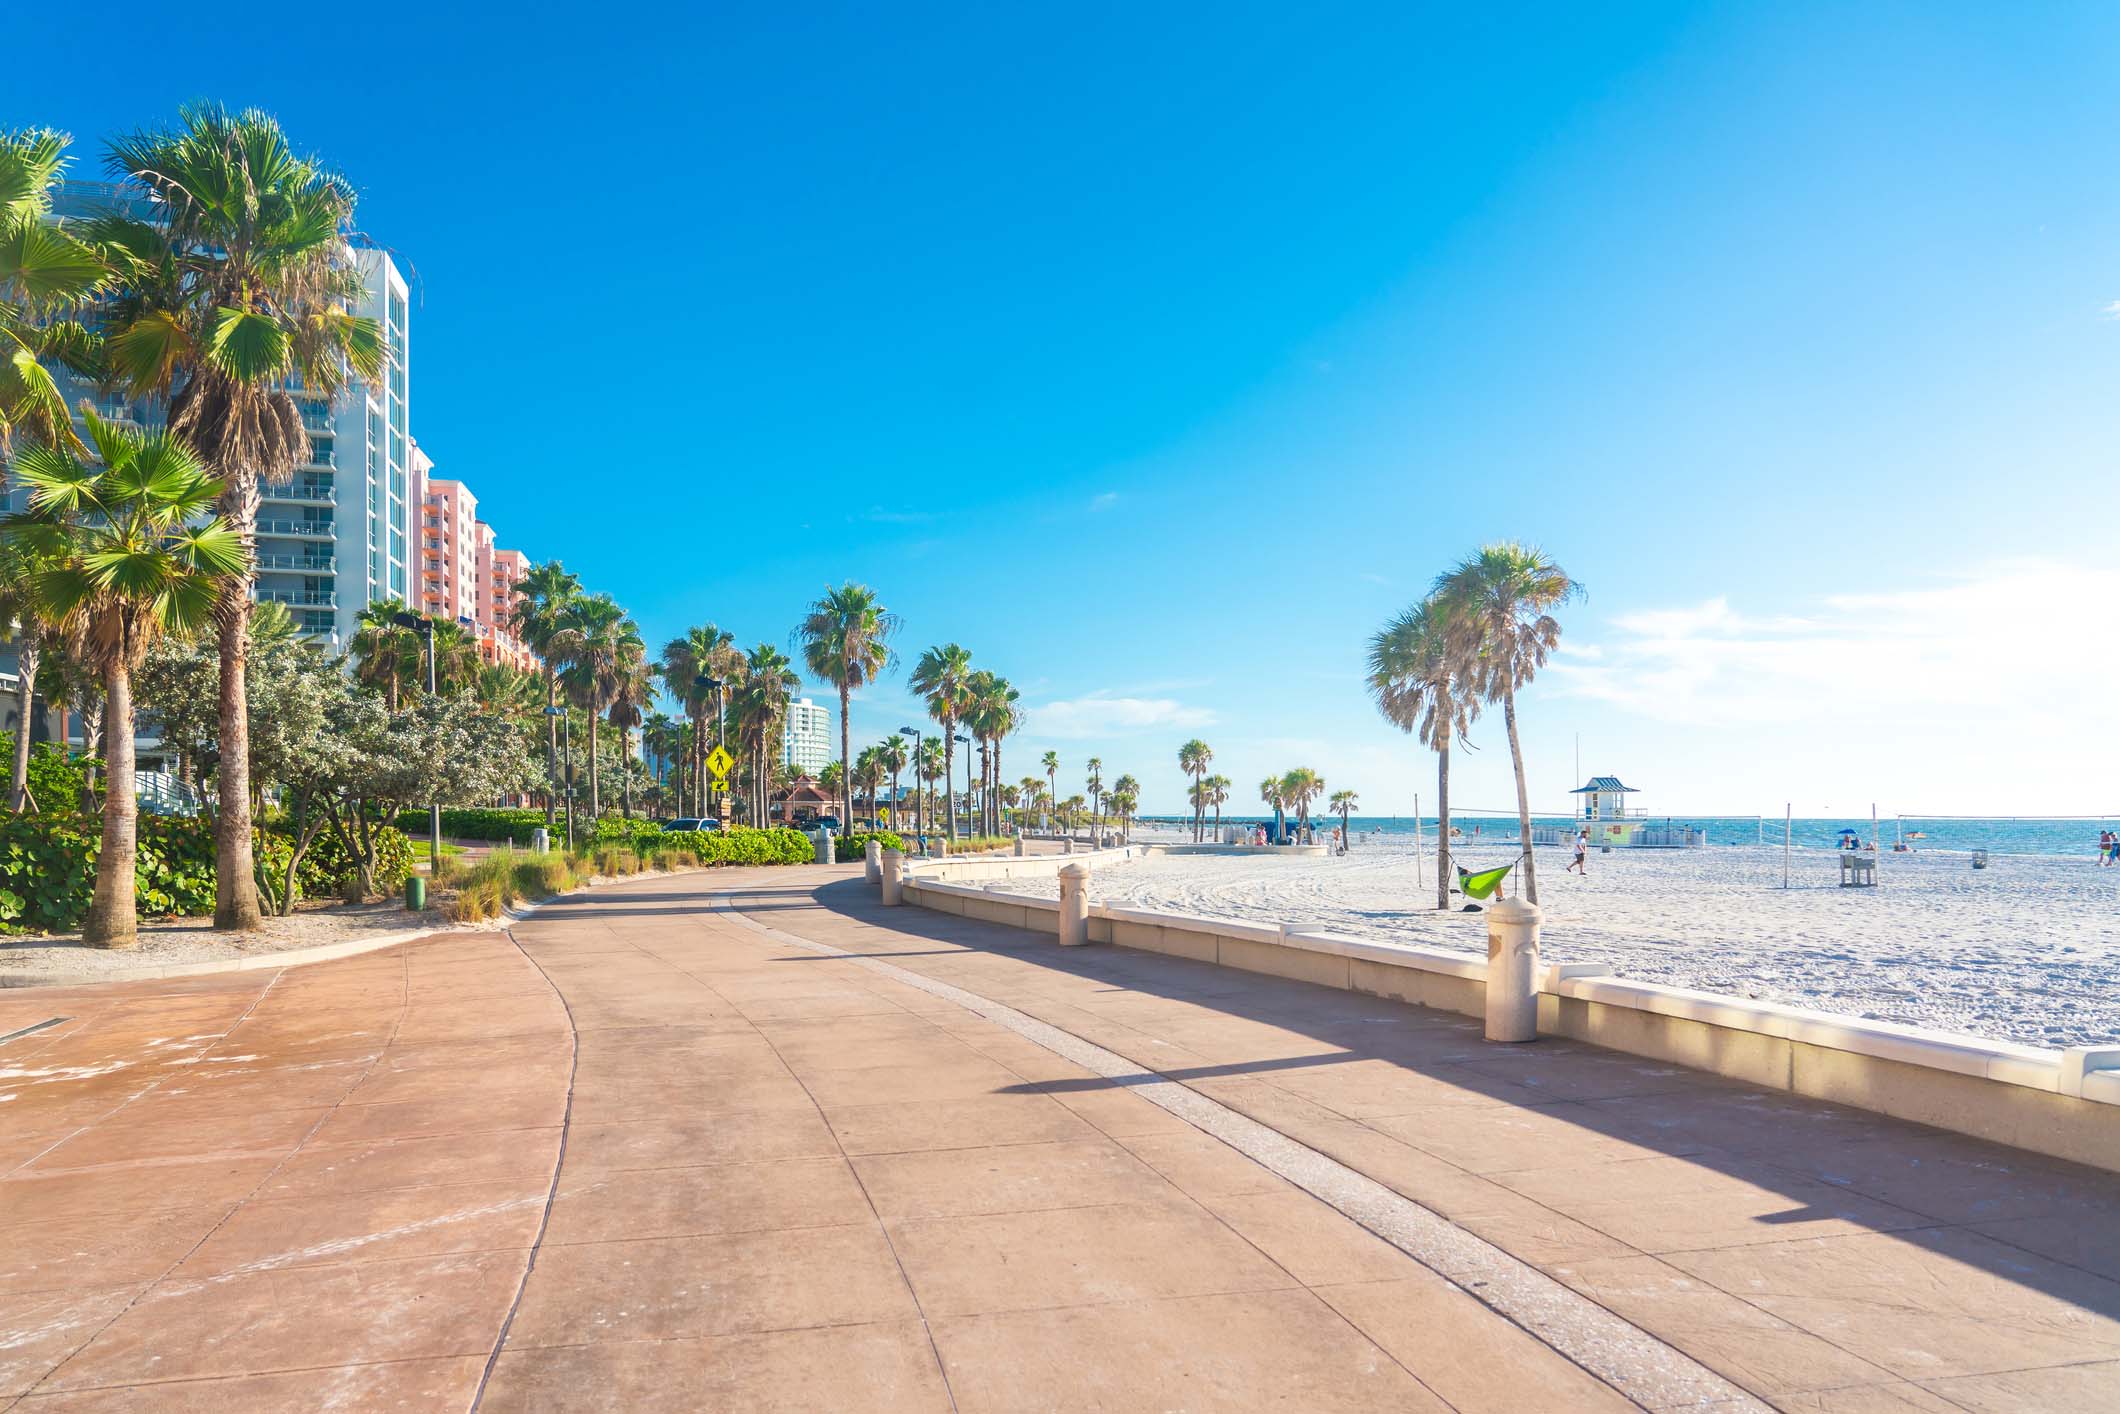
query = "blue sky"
xmin=15 ymin=2 xmax=2120 ymax=816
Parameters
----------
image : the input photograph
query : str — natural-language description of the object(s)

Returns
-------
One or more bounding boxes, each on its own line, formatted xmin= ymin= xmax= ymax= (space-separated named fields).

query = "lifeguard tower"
xmin=1565 ymin=775 xmax=1704 ymax=849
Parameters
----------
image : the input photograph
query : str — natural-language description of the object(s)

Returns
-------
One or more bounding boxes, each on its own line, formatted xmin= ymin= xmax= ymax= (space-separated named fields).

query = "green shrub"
xmin=394 ymin=807 xmax=548 ymax=844
xmin=297 ymin=825 xmax=414 ymax=897
xmin=590 ymin=816 xmax=665 ymax=846
xmin=837 ymin=830 xmax=904 ymax=862
xmin=0 ymin=815 xmax=217 ymax=932
xmin=0 ymin=734 xmax=88 ymax=814
xmin=652 ymin=826 xmax=813 ymax=867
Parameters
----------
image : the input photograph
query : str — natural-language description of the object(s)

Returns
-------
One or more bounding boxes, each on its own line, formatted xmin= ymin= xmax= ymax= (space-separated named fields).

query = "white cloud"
xmin=1027 ymin=692 xmax=1215 ymax=740
xmin=2103 ymin=299 xmax=2120 ymax=319
xmin=1548 ymin=560 xmax=2120 ymax=729
xmin=1089 ymin=491 xmax=1120 ymax=512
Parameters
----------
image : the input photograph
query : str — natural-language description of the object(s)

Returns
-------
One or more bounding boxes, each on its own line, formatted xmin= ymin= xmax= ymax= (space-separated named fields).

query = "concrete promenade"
xmin=1 ymin=864 xmax=2115 ymax=1410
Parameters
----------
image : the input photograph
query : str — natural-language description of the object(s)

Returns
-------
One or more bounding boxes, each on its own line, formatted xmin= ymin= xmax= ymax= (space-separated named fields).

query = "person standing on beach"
xmin=1567 ymin=828 xmax=1589 ymax=875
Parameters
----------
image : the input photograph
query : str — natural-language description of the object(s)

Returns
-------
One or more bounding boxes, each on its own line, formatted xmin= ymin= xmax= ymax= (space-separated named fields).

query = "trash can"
xmin=404 ymin=875 xmax=427 ymax=911
xmin=531 ymin=827 xmax=550 ymax=854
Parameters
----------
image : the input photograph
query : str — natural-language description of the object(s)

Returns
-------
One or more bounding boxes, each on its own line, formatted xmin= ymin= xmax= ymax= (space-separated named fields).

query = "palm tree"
xmin=1178 ymin=739 xmax=1212 ymax=841
xmin=1369 ymin=599 xmax=1477 ymax=910
xmin=557 ymin=592 xmax=635 ymax=819
xmin=0 ymin=542 xmax=66 ymax=812
xmin=917 ymin=737 xmax=944 ymax=832
xmin=876 ymin=734 xmax=908 ymax=829
xmin=734 ymin=644 xmax=797 ymax=826
xmin=510 ymin=562 xmax=582 ymax=819
xmin=1331 ymin=789 xmax=1359 ymax=849
xmin=1283 ymin=768 xmax=1324 ymax=837
xmin=96 ymin=107 xmax=384 ymax=933
xmin=794 ymin=582 xmax=899 ymax=830
xmin=1259 ymin=775 xmax=1288 ymax=843
xmin=854 ymin=745 xmax=885 ymax=822
xmin=659 ymin=623 xmax=737 ymax=817
xmin=968 ymin=673 xmax=1019 ymax=837
xmin=1085 ymin=757 xmax=1103 ymax=838
xmin=1112 ymin=773 xmax=1140 ymax=843
xmin=1435 ymin=543 xmax=1580 ymax=904
xmin=907 ymin=643 xmax=975 ymax=840
xmin=606 ymin=634 xmax=656 ymax=818
xmin=1 ymin=128 xmax=105 ymax=459
xmin=428 ymin=619 xmax=481 ymax=696
xmin=349 ymin=598 xmax=420 ymax=710
xmin=4 ymin=413 xmax=243 ymax=945
xmin=1041 ymin=750 xmax=1059 ymax=832
xmin=1205 ymin=773 xmax=1230 ymax=841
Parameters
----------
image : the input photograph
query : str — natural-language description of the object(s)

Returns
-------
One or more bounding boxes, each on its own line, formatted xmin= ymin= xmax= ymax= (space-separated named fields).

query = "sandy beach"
xmin=997 ymin=835 xmax=2120 ymax=1048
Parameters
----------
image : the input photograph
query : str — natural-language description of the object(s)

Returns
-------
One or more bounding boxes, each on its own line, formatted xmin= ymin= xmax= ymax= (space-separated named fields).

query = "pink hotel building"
xmin=409 ymin=442 xmax=538 ymax=671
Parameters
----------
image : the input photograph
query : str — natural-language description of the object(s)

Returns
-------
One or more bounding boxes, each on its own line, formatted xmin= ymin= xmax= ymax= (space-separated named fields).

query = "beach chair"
xmin=1454 ymin=859 xmax=1516 ymax=907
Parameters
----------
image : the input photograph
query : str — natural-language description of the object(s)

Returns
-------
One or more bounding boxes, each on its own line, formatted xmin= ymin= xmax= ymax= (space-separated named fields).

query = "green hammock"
xmin=1455 ymin=860 xmax=1515 ymax=901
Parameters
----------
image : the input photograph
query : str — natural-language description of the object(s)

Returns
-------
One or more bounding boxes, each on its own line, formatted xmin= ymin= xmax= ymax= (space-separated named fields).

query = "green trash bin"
xmin=404 ymin=875 xmax=427 ymax=911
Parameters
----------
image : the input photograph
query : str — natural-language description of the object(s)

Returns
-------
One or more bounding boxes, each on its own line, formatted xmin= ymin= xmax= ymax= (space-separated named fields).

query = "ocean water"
xmin=1137 ymin=814 xmax=2119 ymax=859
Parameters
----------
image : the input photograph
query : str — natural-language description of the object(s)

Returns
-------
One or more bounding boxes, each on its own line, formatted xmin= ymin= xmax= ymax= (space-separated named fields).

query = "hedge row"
xmin=836 ymin=830 xmax=905 ymax=862
xmin=393 ymin=808 xmax=671 ymax=848
xmin=0 ymin=815 xmax=414 ymax=933
xmin=659 ymin=827 xmax=814 ymax=866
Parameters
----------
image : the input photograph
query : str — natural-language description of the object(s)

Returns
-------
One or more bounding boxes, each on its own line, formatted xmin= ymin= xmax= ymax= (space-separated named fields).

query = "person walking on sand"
xmin=1567 ymin=828 xmax=1589 ymax=875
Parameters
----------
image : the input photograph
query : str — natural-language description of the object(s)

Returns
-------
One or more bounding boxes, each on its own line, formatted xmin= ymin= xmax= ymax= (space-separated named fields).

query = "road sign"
xmin=705 ymin=745 xmax=734 ymax=781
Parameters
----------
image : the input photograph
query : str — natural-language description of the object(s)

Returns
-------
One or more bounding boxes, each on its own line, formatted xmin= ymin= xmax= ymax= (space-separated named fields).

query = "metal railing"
xmin=256 ymin=590 xmax=337 ymax=607
xmin=263 ymin=485 xmax=336 ymax=503
xmin=256 ymin=554 xmax=335 ymax=572
xmin=256 ymin=519 xmax=335 ymax=537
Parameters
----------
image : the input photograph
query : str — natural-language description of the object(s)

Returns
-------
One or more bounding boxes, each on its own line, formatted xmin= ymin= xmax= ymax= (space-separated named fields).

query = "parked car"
xmin=666 ymin=818 xmax=723 ymax=833
xmin=812 ymin=815 xmax=842 ymax=832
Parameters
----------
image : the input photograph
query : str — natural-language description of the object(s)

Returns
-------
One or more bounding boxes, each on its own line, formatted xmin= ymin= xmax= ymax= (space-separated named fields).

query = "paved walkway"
xmin=1 ymin=867 xmax=2115 ymax=1411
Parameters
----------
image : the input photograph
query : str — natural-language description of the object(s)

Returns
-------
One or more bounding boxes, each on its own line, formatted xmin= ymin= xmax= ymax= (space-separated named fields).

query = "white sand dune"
xmin=998 ymin=837 xmax=2120 ymax=1048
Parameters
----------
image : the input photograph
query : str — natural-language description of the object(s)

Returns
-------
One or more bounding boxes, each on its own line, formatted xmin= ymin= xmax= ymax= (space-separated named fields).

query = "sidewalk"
xmin=2 ymin=866 xmax=2114 ymax=1410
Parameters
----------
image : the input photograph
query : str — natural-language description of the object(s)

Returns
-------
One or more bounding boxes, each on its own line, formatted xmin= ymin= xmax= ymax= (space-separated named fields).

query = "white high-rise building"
xmin=254 ymin=245 xmax=413 ymax=648
xmin=782 ymin=698 xmax=833 ymax=777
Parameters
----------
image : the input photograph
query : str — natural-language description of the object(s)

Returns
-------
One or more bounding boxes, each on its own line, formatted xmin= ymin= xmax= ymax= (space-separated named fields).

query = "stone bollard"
xmin=880 ymin=848 xmax=904 ymax=906
xmin=1062 ymin=837 xmax=1074 ymax=855
xmin=1484 ymin=897 xmax=1541 ymax=1043
xmin=864 ymin=837 xmax=882 ymax=884
xmin=1057 ymin=861 xmax=1092 ymax=947
xmin=934 ymin=837 xmax=949 ymax=859
xmin=531 ymin=827 xmax=549 ymax=854
xmin=1013 ymin=835 xmax=1025 ymax=857
xmin=813 ymin=829 xmax=834 ymax=865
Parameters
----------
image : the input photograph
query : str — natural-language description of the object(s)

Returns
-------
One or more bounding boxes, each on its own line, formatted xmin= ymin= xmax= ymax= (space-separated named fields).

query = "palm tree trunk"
xmin=586 ymin=711 xmax=602 ymax=821
xmin=838 ymin=682 xmax=853 ymax=828
xmin=9 ymin=640 xmax=38 ymax=814
xmin=84 ymin=660 xmax=138 ymax=949
xmin=622 ymin=727 xmax=634 ymax=818
xmin=1436 ymin=728 xmax=1453 ymax=911
xmin=1502 ymin=683 xmax=1537 ymax=904
xmin=212 ymin=605 xmax=264 ymax=931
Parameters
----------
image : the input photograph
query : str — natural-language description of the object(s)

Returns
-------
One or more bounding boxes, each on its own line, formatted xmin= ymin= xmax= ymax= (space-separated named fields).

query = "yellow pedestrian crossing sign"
xmin=705 ymin=745 xmax=734 ymax=781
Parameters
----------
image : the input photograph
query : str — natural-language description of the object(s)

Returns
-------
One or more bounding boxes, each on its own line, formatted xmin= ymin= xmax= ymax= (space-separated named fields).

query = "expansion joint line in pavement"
xmin=469 ymin=927 xmax=584 ymax=1412
xmin=712 ymin=893 xmax=1769 ymax=1414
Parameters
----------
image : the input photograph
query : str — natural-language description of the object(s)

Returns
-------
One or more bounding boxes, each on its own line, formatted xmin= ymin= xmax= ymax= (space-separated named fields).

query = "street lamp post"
xmin=898 ymin=726 xmax=922 ymax=840
xmin=392 ymin=611 xmax=442 ymax=874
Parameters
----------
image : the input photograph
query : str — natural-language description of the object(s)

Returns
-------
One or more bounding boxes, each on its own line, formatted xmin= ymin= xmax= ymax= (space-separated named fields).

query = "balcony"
xmin=256 ymin=519 xmax=335 ymax=540
xmin=256 ymin=554 xmax=334 ymax=573
xmin=264 ymin=485 xmax=335 ymax=504
xmin=256 ymin=590 xmax=337 ymax=608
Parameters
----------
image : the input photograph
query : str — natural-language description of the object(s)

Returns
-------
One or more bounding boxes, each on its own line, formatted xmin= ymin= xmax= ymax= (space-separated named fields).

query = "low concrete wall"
xmin=893 ymin=877 xmax=2120 ymax=1173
